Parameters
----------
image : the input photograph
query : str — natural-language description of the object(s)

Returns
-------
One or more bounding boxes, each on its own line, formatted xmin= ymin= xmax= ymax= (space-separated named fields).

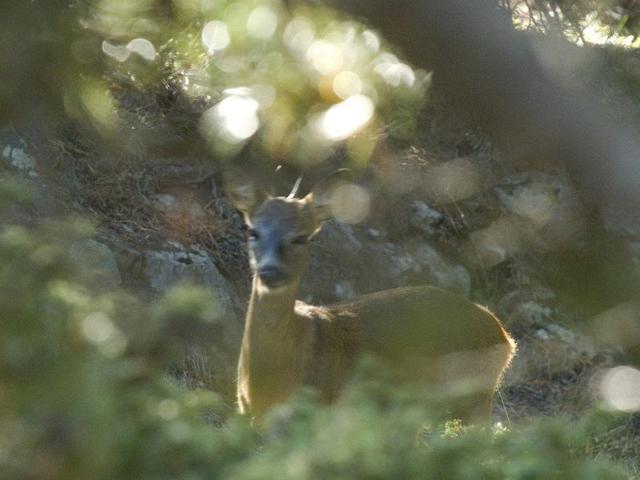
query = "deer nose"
xmin=258 ymin=265 xmax=290 ymax=288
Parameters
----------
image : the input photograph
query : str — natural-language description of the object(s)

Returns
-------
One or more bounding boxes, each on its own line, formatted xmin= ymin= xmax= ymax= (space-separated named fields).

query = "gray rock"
xmin=414 ymin=244 xmax=471 ymax=295
xmin=2 ymin=144 xmax=36 ymax=173
xmin=151 ymin=193 xmax=177 ymax=212
xmin=410 ymin=200 xmax=444 ymax=235
xmin=494 ymin=171 xmax=583 ymax=250
xmin=512 ymin=301 xmax=554 ymax=327
xmin=546 ymin=323 xmax=600 ymax=358
xmin=300 ymin=220 xmax=363 ymax=300
xmin=534 ymin=328 xmax=550 ymax=340
xmin=381 ymin=243 xmax=422 ymax=277
xmin=465 ymin=216 xmax=530 ymax=268
xmin=143 ymin=246 xmax=235 ymax=323
xmin=69 ymin=239 xmax=122 ymax=287
xmin=374 ymin=242 xmax=470 ymax=295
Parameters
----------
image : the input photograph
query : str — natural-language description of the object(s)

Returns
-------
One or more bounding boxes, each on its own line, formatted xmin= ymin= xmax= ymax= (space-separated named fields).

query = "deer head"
xmin=225 ymin=169 xmax=352 ymax=290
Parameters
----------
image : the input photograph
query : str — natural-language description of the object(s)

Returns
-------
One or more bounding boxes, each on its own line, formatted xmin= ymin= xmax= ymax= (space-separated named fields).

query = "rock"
xmin=366 ymin=227 xmax=383 ymax=240
xmin=535 ymin=329 xmax=550 ymax=340
xmin=328 ymin=221 xmax=362 ymax=250
xmin=422 ymin=157 xmax=486 ymax=202
xmin=151 ymin=190 xmax=206 ymax=220
xmin=466 ymin=171 xmax=583 ymax=267
xmin=151 ymin=193 xmax=177 ymax=212
xmin=545 ymin=323 xmax=600 ymax=358
xmin=465 ymin=216 xmax=529 ymax=268
xmin=69 ymin=239 xmax=122 ymax=287
xmin=512 ymin=301 xmax=554 ymax=327
xmin=494 ymin=171 xmax=583 ymax=250
xmin=507 ymin=324 xmax=612 ymax=383
xmin=300 ymin=221 xmax=363 ymax=301
xmin=413 ymin=244 xmax=471 ymax=294
xmin=382 ymin=242 xmax=415 ymax=277
xmin=143 ymin=246 xmax=235 ymax=324
xmin=366 ymin=241 xmax=470 ymax=295
xmin=2 ymin=144 xmax=37 ymax=176
xmin=410 ymin=200 xmax=444 ymax=235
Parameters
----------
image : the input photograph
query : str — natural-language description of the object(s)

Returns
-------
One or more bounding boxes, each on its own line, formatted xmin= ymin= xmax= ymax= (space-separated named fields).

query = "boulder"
xmin=69 ymin=239 xmax=122 ymax=287
xmin=144 ymin=246 xmax=236 ymax=324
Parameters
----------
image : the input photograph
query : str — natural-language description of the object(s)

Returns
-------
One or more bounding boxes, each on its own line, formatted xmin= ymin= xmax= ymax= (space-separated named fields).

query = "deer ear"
xmin=304 ymin=169 xmax=353 ymax=222
xmin=223 ymin=170 xmax=268 ymax=217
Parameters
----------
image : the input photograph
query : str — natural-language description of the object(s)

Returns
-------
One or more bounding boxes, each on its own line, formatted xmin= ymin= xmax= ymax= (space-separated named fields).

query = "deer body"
xmin=229 ymin=175 xmax=515 ymax=422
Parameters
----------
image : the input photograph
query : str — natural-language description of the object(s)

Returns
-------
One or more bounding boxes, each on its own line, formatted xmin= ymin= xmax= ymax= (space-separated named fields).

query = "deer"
xmin=226 ymin=171 xmax=516 ymax=424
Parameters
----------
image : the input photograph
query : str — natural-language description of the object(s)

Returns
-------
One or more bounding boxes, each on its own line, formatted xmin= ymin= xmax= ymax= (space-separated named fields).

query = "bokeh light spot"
xmin=157 ymin=399 xmax=180 ymax=420
xmin=201 ymin=94 xmax=260 ymax=143
xmin=247 ymin=6 xmax=278 ymax=39
xmin=318 ymin=94 xmax=374 ymax=141
xmin=283 ymin=17 xmax=315 ymax=54
xmin=599 ymin=366 xmax=640 ymax=412
xmin=82 ymin=312 xmax=115 ymax=344
xmin=362 ymin=30 xmax=380 ymax=52
xmin=332 ymin=71 xmax=362 ymax=99
xmin=307 ymin=40 xmax=343 ymax=75
xmin=126 ymin=38 xmax=157 ymax=61
xmin=202 ymin=20 xmax=230 ymax=52
xmin=375 ymin=62 xmax=416 ymax=87
xmin=330 ymin=183 xmax=371 ymax=224
xmin=102 ymin=40 xmax=130 ymax=62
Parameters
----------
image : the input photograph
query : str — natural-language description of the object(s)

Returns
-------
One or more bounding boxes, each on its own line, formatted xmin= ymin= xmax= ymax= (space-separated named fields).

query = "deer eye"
xmin=248 ymin=229 xmax=260 ymax=241
xmin=292 ymin=235 xmax=309 ymax=245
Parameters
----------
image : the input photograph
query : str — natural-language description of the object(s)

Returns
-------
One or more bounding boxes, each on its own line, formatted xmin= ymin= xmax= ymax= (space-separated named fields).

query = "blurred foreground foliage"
xmin=0 ymin=181 xmax=632 ymax=479
xmin=5 ymin=0 xmax=428 ymax=168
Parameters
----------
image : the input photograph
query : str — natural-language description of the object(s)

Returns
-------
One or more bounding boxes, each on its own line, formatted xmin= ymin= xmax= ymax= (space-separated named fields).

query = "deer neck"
xmin=245 ymin=276 xmax=299 ymax=333
xmin=241 ymin=276 xmax=305 ymax=363
xmin=239 ymin=276 xmax=308 ymax=416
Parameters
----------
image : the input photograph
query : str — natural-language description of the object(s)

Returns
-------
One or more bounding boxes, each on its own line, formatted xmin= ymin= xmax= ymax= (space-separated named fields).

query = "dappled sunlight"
xmin=374 ymin=54 xmax=416 ymax=88
xmin=127 ymin=38 xmax=157 ymax=61
xmin=202 ymin=20 xmax=231 ymax=52
xmin=362 ymin=30 xmax=380 ymax=53
xmin=81 ymin=0 xmax=160 ymax=38
xmin=155 ymin=398 xmax=181 ymax=421
xmin=81 ymin=311 xmax=128 ymax=358
xmin=72 ymin=1 xmax=427 ymax=162
xmin=79 ymin=79 xmax=120 ymax=134
xmin=466 ymin=217 xmax=527 ymax=268
xmin=317 ymin=94 xmax=375 ymax=141
xmin=283 ymin=16 xmax=316 ymax=56
xmin=247 ymin=5 xmax=279 ymax=40
xmin=102 ymin=38 xmax=157 ymax=62
xmin=102 ymin=40 xmax=130 ymax=62
xmin=507 ymin=1 xmax=640 ymax=48
xmin=328 ymin=183 xmax=371 ymax=224
xmin=200 ymin=93 xmax=260 ymax=145
xmin=597 ymin=366 xmax=640 ymax=412
xmin=422 ymin=158 xmax=484 ymax=202
xmin=307 ymin=39 xmax=344 ymax=75
xmin=332 ymin=71 xmax=363 ymax=99
xmin=590 ymin=303 xmax=640 ymax=349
